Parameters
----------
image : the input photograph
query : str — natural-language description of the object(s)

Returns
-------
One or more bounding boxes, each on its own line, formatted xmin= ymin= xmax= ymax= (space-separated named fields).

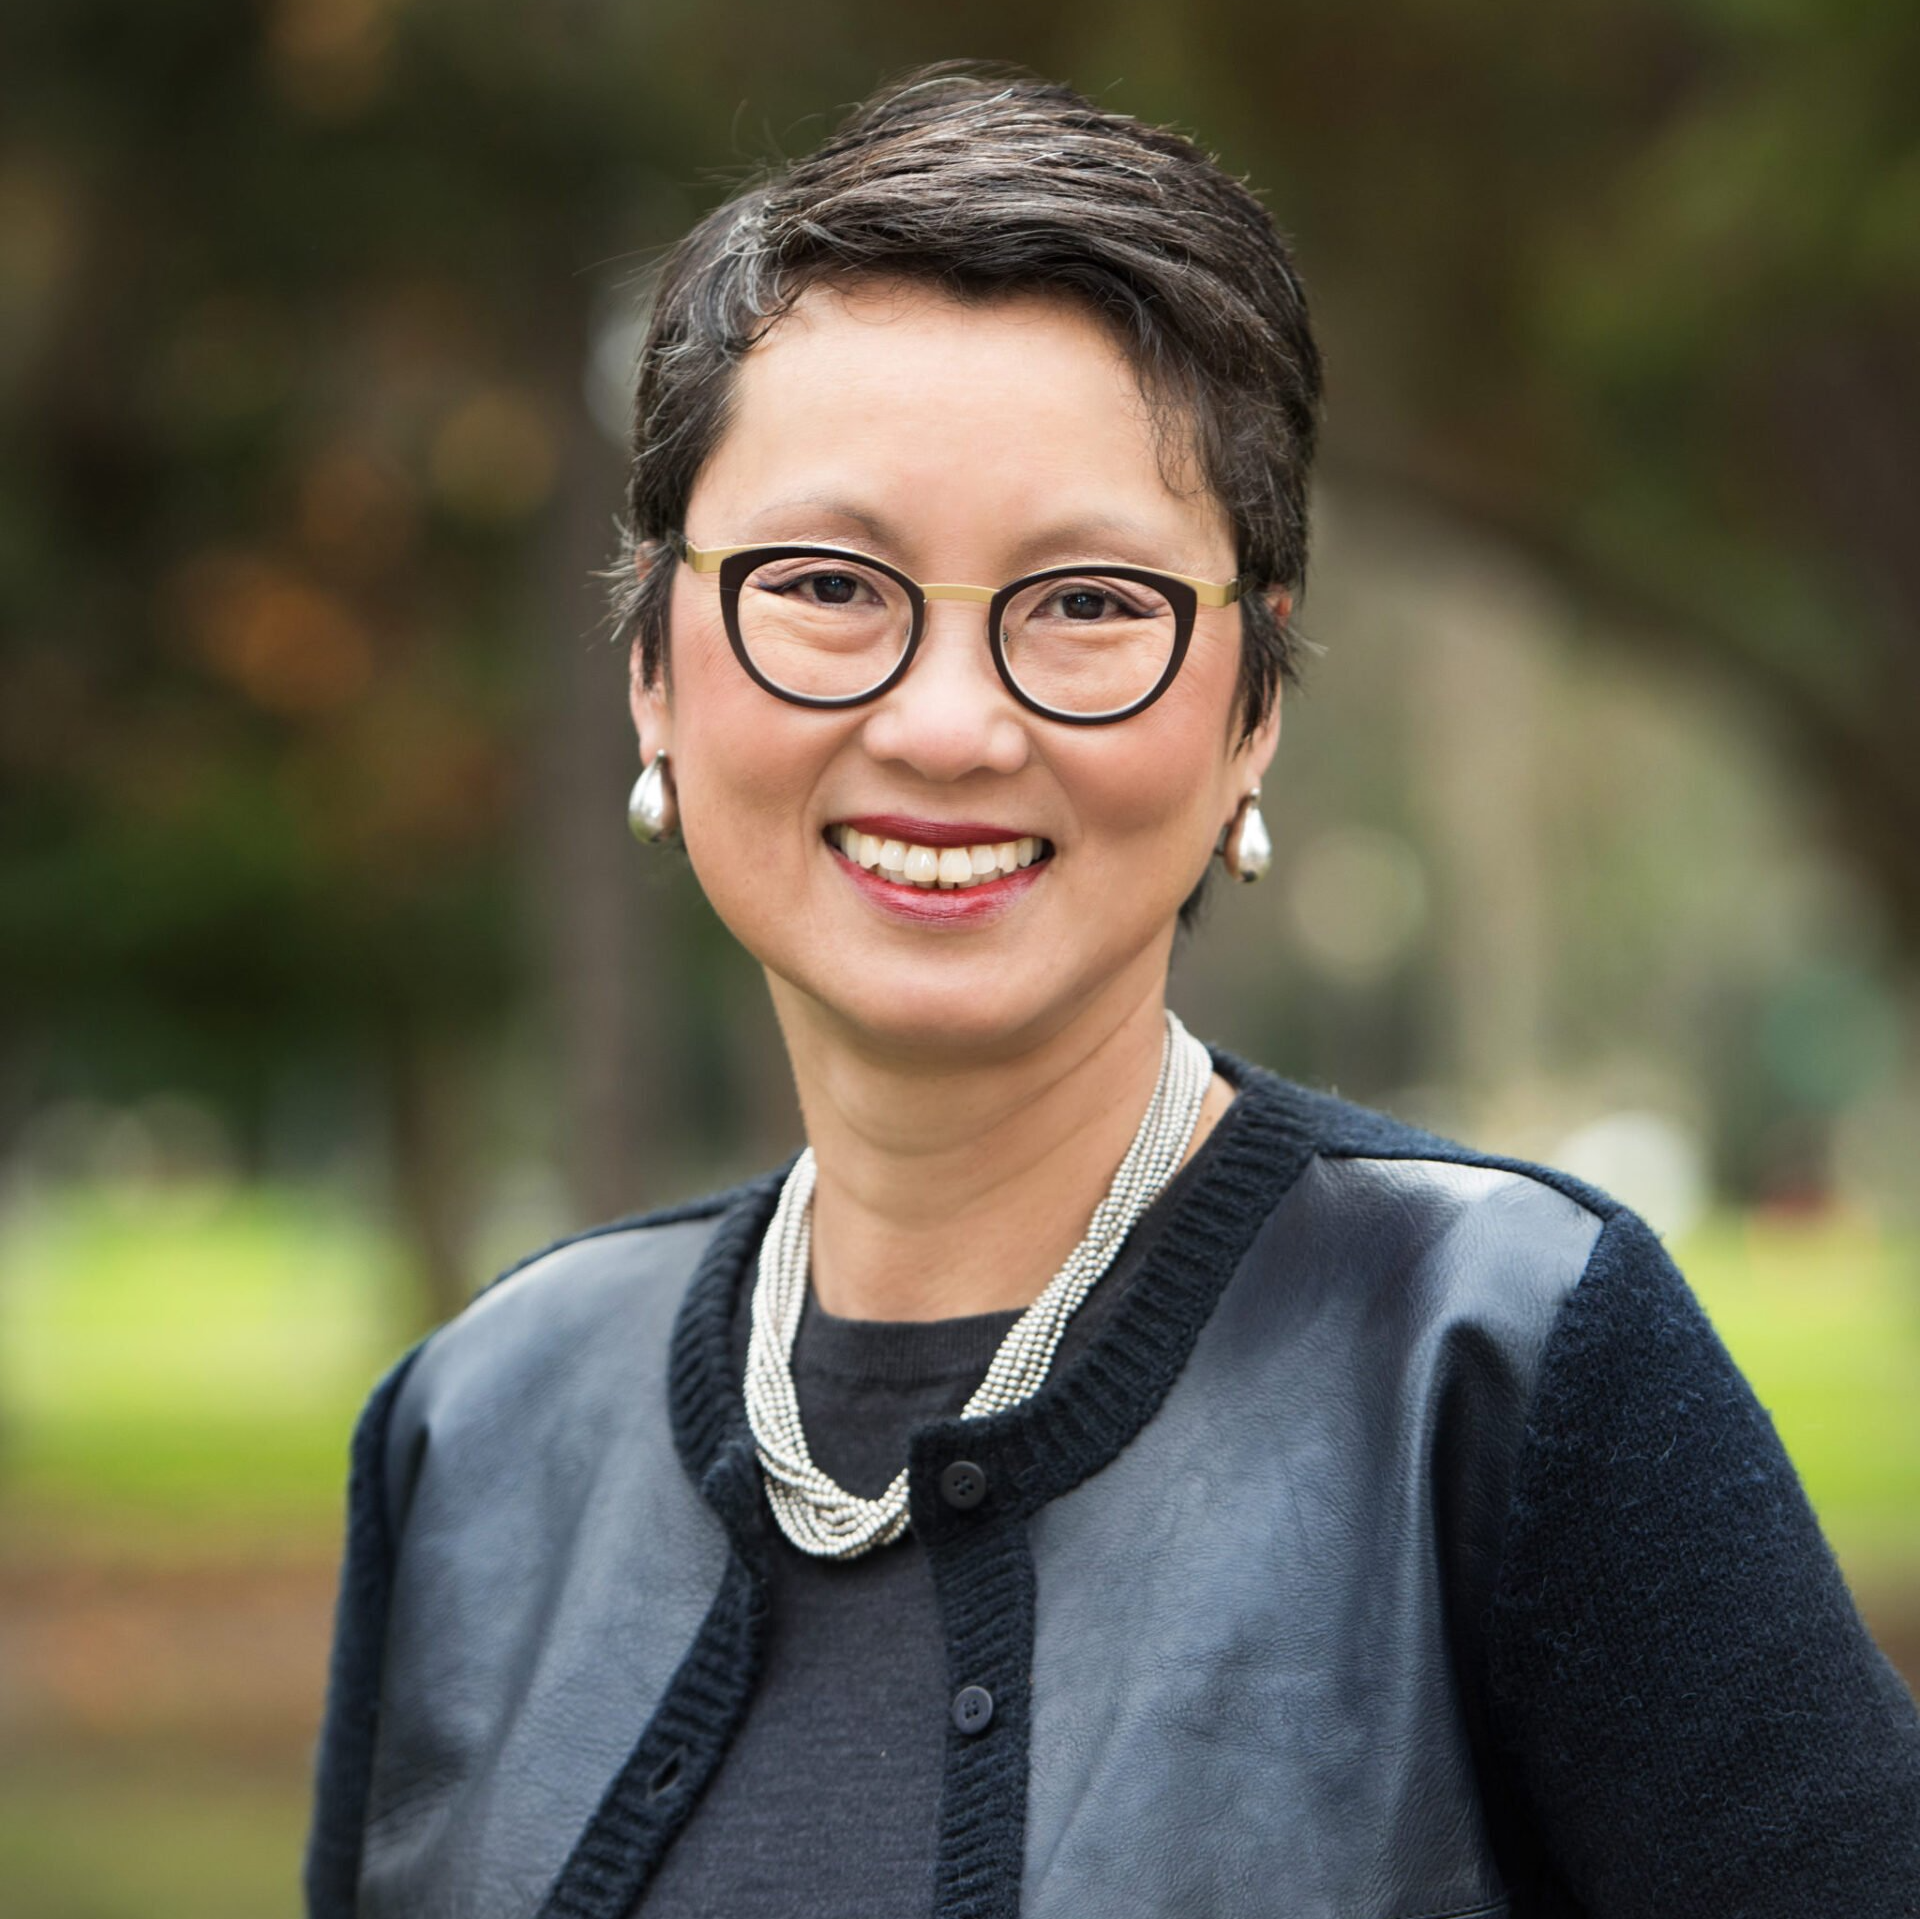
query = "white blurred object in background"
xmin=1554 ymin=1108 xmax=1710 ymax=1240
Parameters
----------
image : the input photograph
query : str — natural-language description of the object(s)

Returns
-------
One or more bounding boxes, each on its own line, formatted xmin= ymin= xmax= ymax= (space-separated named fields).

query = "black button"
xmin=939 ymin=1459 xmax=987 ymax=1510
xmin=952 ymin=1684 xmax=995 ymax=1735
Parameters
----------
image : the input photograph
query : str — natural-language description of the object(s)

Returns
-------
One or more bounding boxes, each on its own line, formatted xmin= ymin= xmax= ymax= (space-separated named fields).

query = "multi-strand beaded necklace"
xmin=744 ymin=1008 xmax=1214 ymax=1559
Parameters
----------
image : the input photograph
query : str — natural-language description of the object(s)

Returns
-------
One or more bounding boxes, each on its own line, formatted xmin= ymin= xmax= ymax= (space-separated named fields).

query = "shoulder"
xmin=462 ymin=1175 xmax=771 ymax=1343
xmin=1246 ymin=1057 xmax=1621 ymax=1220
xmin=367 ymin=1170 xmax=782 ymax=1536
xmin=1230 ymin=1057 xmax=1810 ymax=1474
xmin=1280 ymin=1076 xmax=1739 ymax=1418
xmin=412 ymin=1173 xmax=771 ymax=1391
xmin=1226 ymin=1053 xmax=1634 ymax=1327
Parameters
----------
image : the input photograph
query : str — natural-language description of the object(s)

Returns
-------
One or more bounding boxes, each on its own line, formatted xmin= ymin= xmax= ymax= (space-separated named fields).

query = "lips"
xmin=837 ymin=815 xmax=1040 ymax=850
xmin=823 ymin=815 xmax=1053 ymax=923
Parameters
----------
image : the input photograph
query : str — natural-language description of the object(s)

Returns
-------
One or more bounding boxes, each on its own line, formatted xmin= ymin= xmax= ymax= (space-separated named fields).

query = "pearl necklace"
xmin=745 ymin=1008 xmax=1214 ymax=1560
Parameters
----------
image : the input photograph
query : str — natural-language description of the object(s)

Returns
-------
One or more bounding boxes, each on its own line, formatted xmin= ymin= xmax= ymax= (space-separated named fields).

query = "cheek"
xmin=663 ymin=584 xmax=846 ymax=880
xmin=1060 ymin=659 xmax=1237 ymax=855
xmin=664 ymin=596 xmax=792 ymax=836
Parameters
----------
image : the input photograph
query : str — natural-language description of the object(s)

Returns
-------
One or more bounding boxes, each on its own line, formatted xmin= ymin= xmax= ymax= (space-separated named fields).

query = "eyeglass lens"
xmin=732 ymin=555 xmax=1181 ymax=716
xmin=735 ymin=555 xmax=910 ymax=700
xmin=999 ymin=573 xmax=1178 ymax=715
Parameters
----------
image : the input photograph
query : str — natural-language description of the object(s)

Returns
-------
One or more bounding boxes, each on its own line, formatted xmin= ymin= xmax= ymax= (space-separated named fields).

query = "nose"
xmin=857 ymin=601 xmax=1032 ymax=783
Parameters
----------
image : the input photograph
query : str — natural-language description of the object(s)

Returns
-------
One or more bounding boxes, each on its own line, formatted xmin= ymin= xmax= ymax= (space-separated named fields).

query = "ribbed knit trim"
xmin=899 ymin=1054 xmax=1317 ymax=1916
xmin=525 ymin=1056 xmax=1317 ymax=1917
xmin=925 ymin=1515 xmax=1037 ymax=1919
xmin=302 ymin=1337 xmax=430 ymax=1919
xmin=902 ymin=1051 xmax=1319 ymax=1529
xmin=527 ymin=1174 xmax=789 ymax=1918
xmin=308 ymin=1066 xmax=1423 ymax=1918
xmin=305 ymin=1177 xmax=778 ymax=1919
xmin=620 ymin=1051 xmax=1318 ymax=1919
xmin=533 ymin=1537 xmax=769 ymax=1919
xmin=667 ymin=1054 xmax=1317 ymax=1499
xmin=323 ymin=1064 xmax=1450 ymax=1917
xmin=667 ymin=1169 xmax=790 ymax=1482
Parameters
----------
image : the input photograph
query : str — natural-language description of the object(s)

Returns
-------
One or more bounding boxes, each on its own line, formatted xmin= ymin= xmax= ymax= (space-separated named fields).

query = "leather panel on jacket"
xmin=1022 ymin=1154 xmax=1603 ymax=1919
xmin=358 ymin=1215 xmax=732 ymax=1919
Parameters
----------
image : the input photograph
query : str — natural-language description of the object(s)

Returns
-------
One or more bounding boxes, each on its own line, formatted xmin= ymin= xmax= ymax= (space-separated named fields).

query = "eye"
xmin=802 ymin=571 xmax=865 ymax=606
xmin=1055 ymin=587 xmax=1112 ymax=621
xmin=1036 ymin=580 xmax=1152 ymax=622
xmin=753 ymin=565 xmax=887 ymax=609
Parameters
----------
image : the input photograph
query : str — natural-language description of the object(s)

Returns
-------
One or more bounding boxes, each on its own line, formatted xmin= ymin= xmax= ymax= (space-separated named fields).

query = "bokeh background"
xmin=4 ymin=3 xmax=1918 ymax=1911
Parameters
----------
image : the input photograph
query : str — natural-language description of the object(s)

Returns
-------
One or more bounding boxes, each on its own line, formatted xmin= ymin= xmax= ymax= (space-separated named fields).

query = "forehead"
xmin=692 ymin=277 xmax=1224 ymax=553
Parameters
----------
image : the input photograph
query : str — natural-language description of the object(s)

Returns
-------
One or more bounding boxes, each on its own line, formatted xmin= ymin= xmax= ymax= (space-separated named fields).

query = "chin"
xmin=786 ymin=959 xmax=1080 ymax=1065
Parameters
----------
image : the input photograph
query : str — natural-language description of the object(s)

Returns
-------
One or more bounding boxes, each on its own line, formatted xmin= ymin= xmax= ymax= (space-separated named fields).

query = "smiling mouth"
xmin=825 ymin=823 xmax=1053 ymax=890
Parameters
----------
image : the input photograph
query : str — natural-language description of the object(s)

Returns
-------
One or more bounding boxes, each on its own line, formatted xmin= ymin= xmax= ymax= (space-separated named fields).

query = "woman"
xmin=305 ymin=66 xmax=1920 ymax=1919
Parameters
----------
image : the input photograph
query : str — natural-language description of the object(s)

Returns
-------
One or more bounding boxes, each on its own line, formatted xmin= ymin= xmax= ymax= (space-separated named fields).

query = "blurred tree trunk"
xmin=1334 ymin=445 xmax=1920 ymax=977
xmin=385 ymin=1018 xmax=472 ymax=1333
xmin=1411 ymin=547 xmax=1550 ymax=1106
xmin=532 ymin=323 xmax=663 ymax=1229
xmin=1773 ymin=330 xmax=1920 ymax=963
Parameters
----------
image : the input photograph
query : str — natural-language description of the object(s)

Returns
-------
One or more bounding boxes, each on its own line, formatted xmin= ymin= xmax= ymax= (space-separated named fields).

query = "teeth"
xmin=829 ymin=826 xmax=1050 ymax=889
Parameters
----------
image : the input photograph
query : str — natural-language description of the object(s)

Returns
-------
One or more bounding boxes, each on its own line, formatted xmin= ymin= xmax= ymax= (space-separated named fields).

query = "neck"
xmin=767 ymin=970 xmax=1234 ymax=1323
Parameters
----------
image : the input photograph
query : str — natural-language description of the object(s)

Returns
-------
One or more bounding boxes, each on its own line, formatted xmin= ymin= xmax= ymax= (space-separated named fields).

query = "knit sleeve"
xmin=1479 ymin=1205 xmax=1920 ymax=1917
xmin=301 ymin=1339 xmax=431 ymax=1919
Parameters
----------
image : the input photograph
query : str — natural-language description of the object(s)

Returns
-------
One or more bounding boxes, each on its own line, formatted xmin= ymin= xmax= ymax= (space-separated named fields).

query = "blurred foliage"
xmin=1 ymin=0 xmax=1916 ymax=1262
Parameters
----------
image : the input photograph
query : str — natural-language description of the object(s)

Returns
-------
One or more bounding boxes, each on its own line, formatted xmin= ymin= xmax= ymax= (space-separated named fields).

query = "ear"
xmin=1228 ymin=584 xmax=1291 ymax=786
xmin=1236 ymin=693 xmax=1282 ymax=791
xmin=627 ymin=541 xmax=673 ymax=763
xmin=629 ymin=640 xmax=672 ymax=763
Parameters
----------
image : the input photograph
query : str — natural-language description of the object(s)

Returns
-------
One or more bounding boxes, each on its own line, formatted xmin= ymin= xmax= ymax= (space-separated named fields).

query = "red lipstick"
xmin=836 ymin=815 xmax=1040 ymax=849
xmin=825 ymin=834 xmax=1050 ymax=926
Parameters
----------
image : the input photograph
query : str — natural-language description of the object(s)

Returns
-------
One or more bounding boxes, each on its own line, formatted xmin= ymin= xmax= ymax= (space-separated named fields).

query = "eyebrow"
xmin=739 ymin=495 xmax=892 ymax=543
xmin=736 ymin=496 xmax=1195 ymax=572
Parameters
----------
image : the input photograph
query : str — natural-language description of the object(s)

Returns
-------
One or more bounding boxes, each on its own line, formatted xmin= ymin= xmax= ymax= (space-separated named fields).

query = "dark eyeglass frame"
xmin=668 ymin=531 xmax=1248 ymax=726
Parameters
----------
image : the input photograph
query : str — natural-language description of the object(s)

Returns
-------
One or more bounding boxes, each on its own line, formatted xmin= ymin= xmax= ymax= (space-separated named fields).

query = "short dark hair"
xmin=605 ymin=62 xmax=1323 ymax=747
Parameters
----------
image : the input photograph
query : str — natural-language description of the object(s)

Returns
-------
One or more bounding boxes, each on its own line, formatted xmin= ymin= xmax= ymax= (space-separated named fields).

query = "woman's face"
xmin=634 ymin=278 xmax=1280 ymax=1066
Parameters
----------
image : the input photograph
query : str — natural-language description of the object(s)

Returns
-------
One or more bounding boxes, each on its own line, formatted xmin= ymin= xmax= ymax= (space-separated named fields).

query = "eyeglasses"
xmin=669 ymin=532 xmax=1247 ymax=725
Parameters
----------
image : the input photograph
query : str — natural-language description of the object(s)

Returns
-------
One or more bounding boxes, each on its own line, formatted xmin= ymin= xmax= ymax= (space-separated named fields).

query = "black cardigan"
xmin=304 ymin=1053 xmax=1920 ymax=1917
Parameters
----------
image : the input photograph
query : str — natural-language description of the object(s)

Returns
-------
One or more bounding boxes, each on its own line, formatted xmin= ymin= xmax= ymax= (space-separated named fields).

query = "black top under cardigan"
xmin=640 ymin=1118 xmax=1223 ymax=1916
xmin=303 ymin=1051 xmax=1920 ymax=1918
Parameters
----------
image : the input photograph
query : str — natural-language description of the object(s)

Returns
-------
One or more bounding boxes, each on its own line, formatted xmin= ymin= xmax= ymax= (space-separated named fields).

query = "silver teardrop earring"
xmin=627 ymin=750 xmax=679 ymax=845
xmin=1220 ymin=784 xmax=1272 ymax=883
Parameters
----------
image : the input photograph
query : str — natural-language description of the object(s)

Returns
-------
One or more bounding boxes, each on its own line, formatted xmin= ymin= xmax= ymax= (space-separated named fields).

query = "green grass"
xmin=0 ymin=1178 xmax=414 ymax=1550
xmin=0 ymin=1754 xmax=310 ymax=1919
